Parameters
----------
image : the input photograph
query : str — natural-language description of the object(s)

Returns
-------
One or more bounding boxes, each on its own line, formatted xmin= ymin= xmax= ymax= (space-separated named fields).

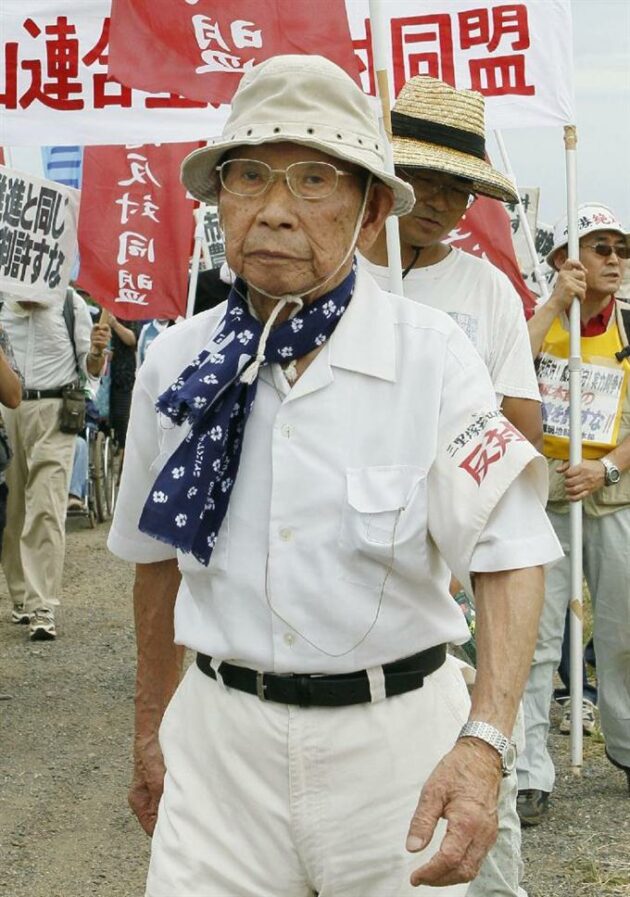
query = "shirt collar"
xmin=328 ymin=266 xmax=396 ymax=382
xmin=581 ymin=297 xmax=615 ymax=337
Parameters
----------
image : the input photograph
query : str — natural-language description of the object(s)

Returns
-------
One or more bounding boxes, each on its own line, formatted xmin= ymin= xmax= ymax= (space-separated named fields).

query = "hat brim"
xmin=392 ymin=135 xmax=518 ymax=204
xmin=181 ymin=134 xmax=416 ymax=217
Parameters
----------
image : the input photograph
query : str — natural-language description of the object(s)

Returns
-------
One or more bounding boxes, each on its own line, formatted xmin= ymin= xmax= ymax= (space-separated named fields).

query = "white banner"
xmin=0 ymin=165 xmax=79 ymax=302
xmin=0 ymin=0 xmax=574 ymax=146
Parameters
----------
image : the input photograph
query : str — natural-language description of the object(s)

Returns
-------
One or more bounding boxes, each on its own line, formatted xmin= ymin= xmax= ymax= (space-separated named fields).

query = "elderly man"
xmin=1 ymin=287 xmax=109 ymax=639
xmin=109 ymin=56 xmax=560 ymax=896
xmin=518 ymin=204 xmax=630 ymax=823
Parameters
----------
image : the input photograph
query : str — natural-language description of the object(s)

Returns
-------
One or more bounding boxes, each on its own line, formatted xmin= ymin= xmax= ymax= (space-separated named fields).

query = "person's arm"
xmin=559 ymin=430 xmax=630 ymax=500
xmin=500 ymin=396 xmax=543 ymax=451
xmin=86 ymin=323 xmax=111 ymax=377
xmin=527 ymin=260 xmax=587 ymax=357
xmin=109 ymin=313 xmax=138 ymax=347
xmin=0 ymin=346 xmax=22 ymax=408
xmin=406 ymin=565 xmax=544 ymax=887
xmin=130 ymin=559 xmax=183 ymax=836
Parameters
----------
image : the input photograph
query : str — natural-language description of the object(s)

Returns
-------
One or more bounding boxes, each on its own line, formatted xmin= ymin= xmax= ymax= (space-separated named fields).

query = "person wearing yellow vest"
xmin=518 ymin=203 xmax=630 ymax=824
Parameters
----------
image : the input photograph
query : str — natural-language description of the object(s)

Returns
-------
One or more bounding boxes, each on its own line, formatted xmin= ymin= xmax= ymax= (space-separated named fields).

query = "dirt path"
xmin=1 ymin=520 xmax=628 ymax=897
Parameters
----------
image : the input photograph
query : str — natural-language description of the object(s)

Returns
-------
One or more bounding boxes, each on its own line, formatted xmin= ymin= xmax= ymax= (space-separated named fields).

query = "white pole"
xmin=186 ymin=202 xmax=206 ymax=318
xmin=494 ymin=131 xmax=549 ymax=302
xmin=564 ymin=125 xmax=583 ymax=775
xmin=368 ymin=0 xmax=404 ymax=296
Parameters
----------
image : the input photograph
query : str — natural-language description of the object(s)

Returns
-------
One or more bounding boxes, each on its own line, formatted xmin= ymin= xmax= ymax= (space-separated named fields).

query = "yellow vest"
xmin=538 ymin=316 xmax=630 ymax=460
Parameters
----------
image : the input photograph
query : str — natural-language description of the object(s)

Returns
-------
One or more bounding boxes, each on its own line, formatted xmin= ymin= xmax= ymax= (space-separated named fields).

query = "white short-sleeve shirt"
xmin=360 ymin=250 xmax=540 ymax=403
xmin=109 ymin=269 xmax=560 ymax=673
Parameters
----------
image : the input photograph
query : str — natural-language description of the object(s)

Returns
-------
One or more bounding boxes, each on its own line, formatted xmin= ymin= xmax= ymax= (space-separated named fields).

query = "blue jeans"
xmin=69 ymin=435 xmax=88 ymax=500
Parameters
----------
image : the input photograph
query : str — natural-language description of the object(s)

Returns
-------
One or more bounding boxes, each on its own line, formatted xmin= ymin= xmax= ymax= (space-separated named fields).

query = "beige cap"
xmin=181 ymin=55 xmax=415 ymax=216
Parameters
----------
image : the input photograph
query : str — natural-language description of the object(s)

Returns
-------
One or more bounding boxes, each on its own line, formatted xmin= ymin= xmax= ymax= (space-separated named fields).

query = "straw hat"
xmin=181 ymin=55 xmax=415 ymax=216
xmin=546 ymin=203 xmax=629 ymax=267
xmin=391 ymin=76 xmax=518 ymax=204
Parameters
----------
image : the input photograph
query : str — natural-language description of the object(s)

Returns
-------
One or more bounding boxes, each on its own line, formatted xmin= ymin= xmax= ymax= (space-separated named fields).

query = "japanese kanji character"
xmin=119 ymin=154 xmax=161 ymax=188
xmin=0 ymin=43 xmax=19 ymax=109
xmin=2 ymin=178 xmax=26 ymax=227
xmin=192 ymin=16 xmax=230 ymax=52
xmin=469 ymin=54 xmax=534 ymax=96
xmin=116 ymin=193 xmax=140 ymax=225
xmin=20 ymin=17 xmax=84 ymax=111
xmin=0 ymin=227 xmax=17 ymax=272
xmin=9 ymin=231 xmax=33 ymax=281
xmin=33 ymin=188 xmax=64 ymax=238
xmin=391 ymin=15 xmax=455 ymax=97
xmin=117 ymin=232 xmax=156 ymax=265
xmin=230 ymin=20 xmax=262 ymax=49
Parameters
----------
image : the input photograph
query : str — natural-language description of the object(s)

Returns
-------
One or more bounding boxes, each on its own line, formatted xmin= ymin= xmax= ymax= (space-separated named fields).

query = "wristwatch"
xmin=600 ymin=457 xmax=621 ymax=486
xmin=458 ymin=721 xmax=516 ymax=777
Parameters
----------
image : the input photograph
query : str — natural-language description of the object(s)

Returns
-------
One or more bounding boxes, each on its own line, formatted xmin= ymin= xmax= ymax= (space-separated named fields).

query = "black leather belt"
xmin=22 ymin=388 xmax=66 ymax=400
xmin=196 ymin=644 xmax=446 ymax=707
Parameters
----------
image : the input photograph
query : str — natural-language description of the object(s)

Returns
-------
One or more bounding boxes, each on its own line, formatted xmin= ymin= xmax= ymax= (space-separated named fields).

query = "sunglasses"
xmin=581 ymin=242 xmax=630 ymax=260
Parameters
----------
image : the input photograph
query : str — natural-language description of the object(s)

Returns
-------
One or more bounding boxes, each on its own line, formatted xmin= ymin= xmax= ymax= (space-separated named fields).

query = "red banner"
xmin=448 ymin=195 xmax=537 ymax=319
xmin=77 ymin=142 xmax=200 ymax=321
xmin=107 ymin=0 xmax=360 ymax=106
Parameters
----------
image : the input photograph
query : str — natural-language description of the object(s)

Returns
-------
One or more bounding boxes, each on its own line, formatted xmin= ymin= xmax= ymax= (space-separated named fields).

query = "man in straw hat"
xmin=362 ymin=76 xmax=542 ymax=449
xmin=517 ymin=204 xmax=630 ymax=823
xmin=108 ymin=55 xmax=561 ymax=896
xmin=362 ymin=75 xmax=544 ymax=897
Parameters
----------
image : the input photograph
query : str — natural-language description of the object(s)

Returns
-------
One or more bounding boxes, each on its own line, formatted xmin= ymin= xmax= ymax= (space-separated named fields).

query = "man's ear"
xmin=552 ymin=247 xmax=568 ymax=271
xmin=356 ymin=182 xmax=395 ymax=253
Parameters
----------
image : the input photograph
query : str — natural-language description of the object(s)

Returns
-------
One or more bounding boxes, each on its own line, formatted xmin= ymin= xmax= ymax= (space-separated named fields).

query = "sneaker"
xmin=517 ymin=789 xmax=550 ymax=826
xmin=559 ymin=698 xmax=597 ymax=736
xmin=29 ymin=608 xmax=57 ymax=641
xmin=11 ymin=604 xmax=31 ymax=624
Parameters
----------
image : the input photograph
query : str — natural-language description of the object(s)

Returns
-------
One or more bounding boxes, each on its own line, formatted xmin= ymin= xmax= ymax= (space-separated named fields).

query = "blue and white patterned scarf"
xmin=139 ymin=265 xmax=356 ymax=565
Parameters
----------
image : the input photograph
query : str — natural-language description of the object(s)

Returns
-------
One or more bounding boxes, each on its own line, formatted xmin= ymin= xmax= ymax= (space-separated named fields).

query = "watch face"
xmin=609 ymin=468 xmax=621 ymax=484
xmin=502 ymin=743 xmax=517 ymax=775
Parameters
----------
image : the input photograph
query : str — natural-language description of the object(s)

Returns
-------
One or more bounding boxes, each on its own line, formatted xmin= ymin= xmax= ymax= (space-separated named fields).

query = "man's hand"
xmin=549 ymin=259 xmax=587 ymax=312
xmin=90 ymin=322 xmax=111 ymax=355
xmin=406 ymin=738 xmax=502 ymax=887
xmin=129 ymin=726 xmax=166 ymax=836
xmin=558 ymin=459 xmax=605 ymax=500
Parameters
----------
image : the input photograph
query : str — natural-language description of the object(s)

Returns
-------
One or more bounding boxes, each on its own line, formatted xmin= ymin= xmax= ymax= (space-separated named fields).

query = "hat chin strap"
xmin=238 ymin=174 xmax=373 ymax=306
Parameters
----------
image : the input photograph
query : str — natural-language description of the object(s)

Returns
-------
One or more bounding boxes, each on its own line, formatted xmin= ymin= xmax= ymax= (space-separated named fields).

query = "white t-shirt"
xmin=360 ymin=249 xmax=540 ymax=403
xmin=109 ymin=269 xmax=560 ymax=673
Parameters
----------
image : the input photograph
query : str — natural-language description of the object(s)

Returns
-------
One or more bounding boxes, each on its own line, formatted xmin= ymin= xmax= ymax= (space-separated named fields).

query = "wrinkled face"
xmin=578 ymin=230 xmax=628 ymax=297
xmin=217 ymin=142 xmax=370 ymax=299
xmin=395 ymin=167 xmax=474 ymax=248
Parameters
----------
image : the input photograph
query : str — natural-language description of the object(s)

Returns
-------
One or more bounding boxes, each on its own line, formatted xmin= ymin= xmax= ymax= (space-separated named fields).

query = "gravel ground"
xmin=1 ymin=519 xmax=628 ymax=897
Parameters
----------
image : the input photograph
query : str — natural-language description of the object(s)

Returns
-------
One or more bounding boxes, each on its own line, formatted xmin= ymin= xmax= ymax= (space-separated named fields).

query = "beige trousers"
xmin=2 ymin=399 xmax=75 ymax=612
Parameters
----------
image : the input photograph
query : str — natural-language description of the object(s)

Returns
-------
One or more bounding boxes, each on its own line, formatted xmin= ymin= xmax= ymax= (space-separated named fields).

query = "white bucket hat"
xmin=181 ymin=55 xmax=415 ymax=216
xmin=546 ymin=203 xmax=629 ymax=267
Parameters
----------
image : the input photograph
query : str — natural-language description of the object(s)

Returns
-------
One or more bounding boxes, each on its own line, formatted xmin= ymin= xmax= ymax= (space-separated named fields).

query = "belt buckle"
xmin=256 ymin=671 xmax=266 ymax=701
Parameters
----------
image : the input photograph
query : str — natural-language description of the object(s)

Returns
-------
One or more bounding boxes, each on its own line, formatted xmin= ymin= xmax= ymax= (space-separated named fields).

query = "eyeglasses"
xmin=398 ymin=168 xmax=475 ymax=210
xmin=581 ymin=242 xmax=630 ymax=260
xmin=216 ymin=158 xmax=353 ymax=200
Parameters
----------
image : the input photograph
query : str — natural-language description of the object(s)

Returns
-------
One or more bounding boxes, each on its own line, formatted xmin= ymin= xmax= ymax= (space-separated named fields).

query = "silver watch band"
xmin=458 ymin=720 xmax=509 ymax=755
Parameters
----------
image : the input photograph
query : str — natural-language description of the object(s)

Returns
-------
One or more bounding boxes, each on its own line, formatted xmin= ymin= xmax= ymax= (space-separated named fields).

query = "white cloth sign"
xmin=0 ymin=165 xmax=79 ymax=303
xmin=538 ymin=353 xmax=625 ymax=445
xmin=1 ymin=0 xmax=574 ymax=146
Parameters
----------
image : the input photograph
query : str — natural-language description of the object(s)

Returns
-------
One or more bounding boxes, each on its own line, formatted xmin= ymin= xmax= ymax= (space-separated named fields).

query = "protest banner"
xmin=108 ymin=0 xmax=360 ymax=105
xmin=1 ymin=1 xmax=573 ymax=146
xmin=0 ymin=165 xmax=79 ymax=302
xmin=505 ymin=185 xmax=539 ymax=290
xmin=76 ymin=142 xmax=200 ymax=321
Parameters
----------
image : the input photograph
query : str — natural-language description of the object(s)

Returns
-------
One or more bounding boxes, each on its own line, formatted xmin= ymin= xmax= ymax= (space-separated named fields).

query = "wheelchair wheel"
xmin=92 ymin=430 xmax=108 ymax=523
xmin=102 ymin=435 xmax=119 ymax=518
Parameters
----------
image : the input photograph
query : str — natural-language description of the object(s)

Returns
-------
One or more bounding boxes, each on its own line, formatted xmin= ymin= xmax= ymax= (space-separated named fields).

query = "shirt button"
xmin=283 ymin=632 xmax=295 ymax=646
xmin=279 ymin=527 xmax=293 ymax=542
xmin=281 ymin=424 xmax=292 ymax=438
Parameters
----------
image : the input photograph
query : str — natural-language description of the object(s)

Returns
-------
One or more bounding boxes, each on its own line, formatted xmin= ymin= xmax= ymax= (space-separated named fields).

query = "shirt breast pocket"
xmin=339 ymin=465 xmax=428 ymax=587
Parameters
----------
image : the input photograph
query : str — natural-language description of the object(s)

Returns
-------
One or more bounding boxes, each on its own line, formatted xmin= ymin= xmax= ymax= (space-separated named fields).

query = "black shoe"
xmin=517 ymin=789 xmax=550 ymax=826
xmin=605 ymin=749 xmax=630 ymax=795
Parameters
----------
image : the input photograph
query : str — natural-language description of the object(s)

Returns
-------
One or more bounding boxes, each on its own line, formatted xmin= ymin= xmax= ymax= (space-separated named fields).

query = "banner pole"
xmin=494 ymin=130 xmax=549 ymax=302
xmin=368 ymin=0 xmax=403 ymax=295
xmin=186 ymin=202 xmax=206 ymax=318
xmin=564 ymin=124 xmax=583 ymax=776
